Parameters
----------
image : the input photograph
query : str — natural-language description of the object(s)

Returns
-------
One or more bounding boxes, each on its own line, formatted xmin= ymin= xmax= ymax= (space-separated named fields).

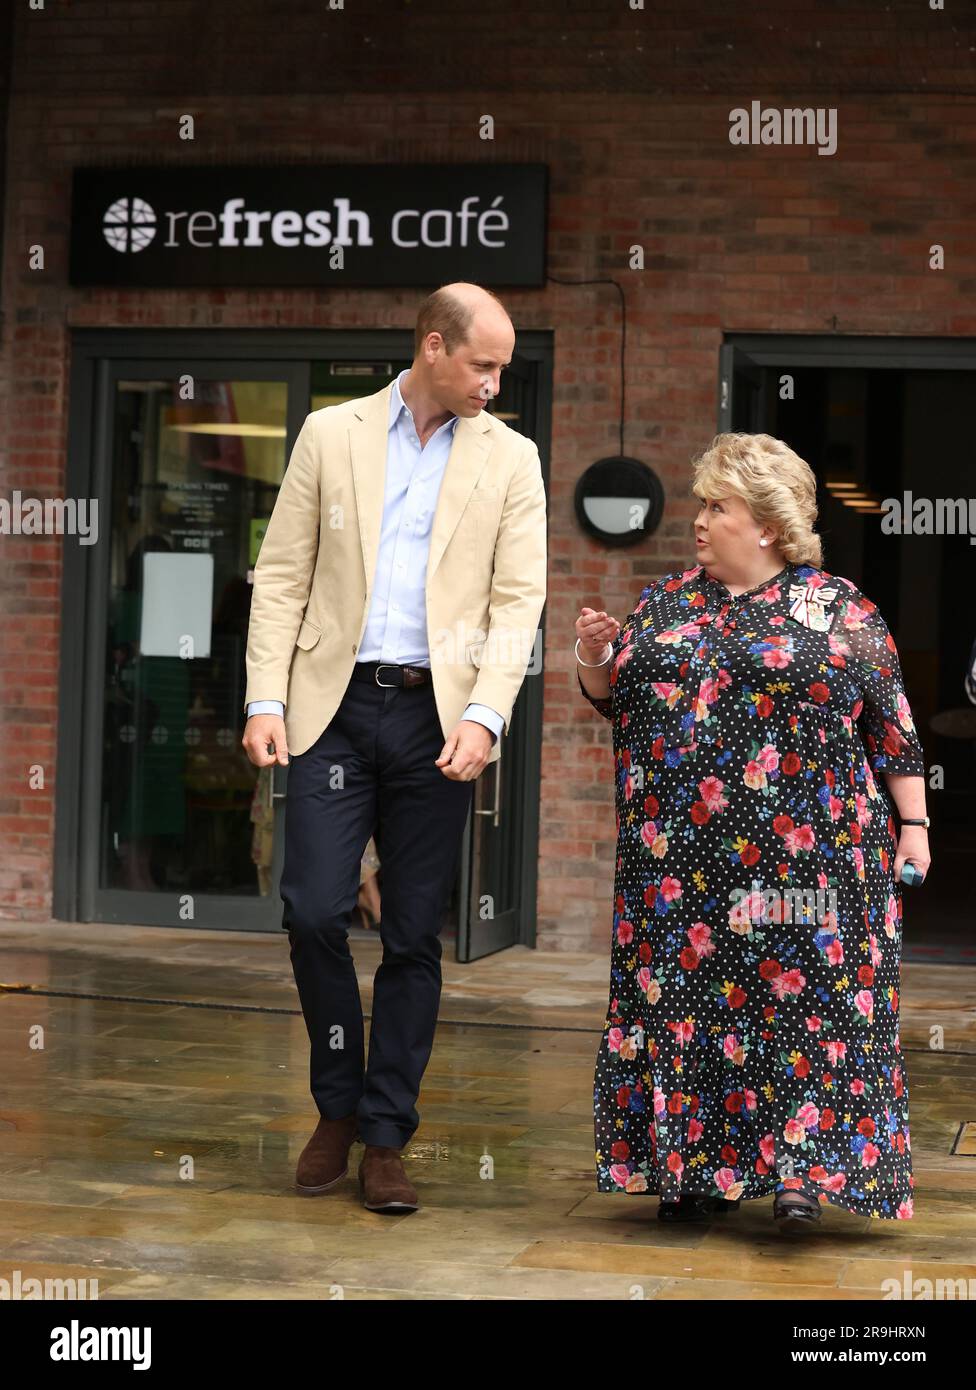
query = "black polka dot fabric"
xmin=578 ymin=560 xmax=925 ymax=1219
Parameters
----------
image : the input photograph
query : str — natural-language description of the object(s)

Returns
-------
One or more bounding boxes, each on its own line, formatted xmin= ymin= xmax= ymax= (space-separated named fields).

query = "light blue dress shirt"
xmin=246 ymin=369 xmax=503 ymax=744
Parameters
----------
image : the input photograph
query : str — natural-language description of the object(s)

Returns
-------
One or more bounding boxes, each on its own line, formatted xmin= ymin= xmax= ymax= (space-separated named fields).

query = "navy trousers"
xmin=280 ymin=671 xmax=475 ymax=1149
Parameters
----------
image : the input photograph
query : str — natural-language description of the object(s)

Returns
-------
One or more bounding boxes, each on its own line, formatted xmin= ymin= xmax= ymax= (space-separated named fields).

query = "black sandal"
xmin=657 ymin=1193 xmax=741 ymax=1223
xmin=773 ymin=1190 xmax=821 ymax=1227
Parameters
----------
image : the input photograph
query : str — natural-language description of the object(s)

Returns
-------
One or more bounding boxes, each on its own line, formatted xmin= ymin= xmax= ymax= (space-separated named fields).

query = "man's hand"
xmin=242 ymin=714 xmax=290 ymax=768
xmin=435 ymin=720 xmax=494 ymax=780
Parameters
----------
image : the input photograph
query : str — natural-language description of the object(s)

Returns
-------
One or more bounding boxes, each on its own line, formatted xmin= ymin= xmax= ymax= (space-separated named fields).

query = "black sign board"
xmin=69 ymin=163 xmax=547 ymax=288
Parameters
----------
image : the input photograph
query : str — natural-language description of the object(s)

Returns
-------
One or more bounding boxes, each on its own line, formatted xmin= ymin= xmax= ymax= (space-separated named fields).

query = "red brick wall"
xmin=1 ymin=1 xmax=974 ymax=946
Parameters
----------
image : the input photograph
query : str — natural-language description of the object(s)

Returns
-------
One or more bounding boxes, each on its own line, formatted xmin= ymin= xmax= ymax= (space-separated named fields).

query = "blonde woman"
xmin=577 ymin=432 xmax=930 ymax=1229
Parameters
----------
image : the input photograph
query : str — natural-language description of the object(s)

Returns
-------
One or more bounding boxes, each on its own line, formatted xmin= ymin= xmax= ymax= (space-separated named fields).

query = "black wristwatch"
xmin=900 ymin=817 xmax=930 ymax=828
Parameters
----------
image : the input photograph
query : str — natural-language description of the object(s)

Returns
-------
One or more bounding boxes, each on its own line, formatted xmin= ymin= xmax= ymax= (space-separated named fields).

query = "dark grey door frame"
xmin=456 ymin=346 xmax=552 ymax=959
xmin=54 ymin=327 xmax=553 ymax=950
xmin=720 ymin=333 xmax=976 ymax=430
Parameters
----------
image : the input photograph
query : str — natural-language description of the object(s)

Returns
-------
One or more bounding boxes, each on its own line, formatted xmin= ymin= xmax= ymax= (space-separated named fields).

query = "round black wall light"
xmin=574 ymin=455 xmax=665 ymax=547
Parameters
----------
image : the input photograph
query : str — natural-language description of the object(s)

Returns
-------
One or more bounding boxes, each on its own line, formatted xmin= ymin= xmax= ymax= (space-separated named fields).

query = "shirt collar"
xmin=389 ymin=368 xmax=460 ymax=436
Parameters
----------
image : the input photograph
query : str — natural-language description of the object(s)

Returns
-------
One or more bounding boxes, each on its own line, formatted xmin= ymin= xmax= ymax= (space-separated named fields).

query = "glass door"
xmin=77 ymin=360 xmax=309 ymax=929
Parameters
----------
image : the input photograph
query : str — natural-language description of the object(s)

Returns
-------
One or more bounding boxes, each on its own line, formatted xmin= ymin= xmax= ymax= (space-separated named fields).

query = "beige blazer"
xmin=244 ymin=379 xmax=548 ymax=766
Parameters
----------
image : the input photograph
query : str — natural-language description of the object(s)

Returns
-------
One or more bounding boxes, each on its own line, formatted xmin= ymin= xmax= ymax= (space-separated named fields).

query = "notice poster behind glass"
xmin=139 ymin=552 xmax=214 ymax=658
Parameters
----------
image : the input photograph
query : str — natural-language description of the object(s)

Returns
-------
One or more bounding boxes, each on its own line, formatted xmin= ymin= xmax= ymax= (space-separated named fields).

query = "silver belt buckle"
xmin=374 ymin=663 xmax=400 ymax=688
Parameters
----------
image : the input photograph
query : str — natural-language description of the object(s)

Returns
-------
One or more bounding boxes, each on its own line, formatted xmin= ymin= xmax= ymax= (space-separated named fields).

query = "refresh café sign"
xmin=69 ymin=163 xmax=547 ymax=288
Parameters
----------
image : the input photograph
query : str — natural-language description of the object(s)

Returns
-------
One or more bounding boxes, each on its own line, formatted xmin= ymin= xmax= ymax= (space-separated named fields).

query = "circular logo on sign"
xmin=102 ymin=196 xmax=157 ymax=253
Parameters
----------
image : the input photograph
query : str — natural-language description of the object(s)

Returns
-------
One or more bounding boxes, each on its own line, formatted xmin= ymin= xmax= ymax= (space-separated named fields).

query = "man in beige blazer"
xmin=242 ymin=283 xmax=547 ymax=1212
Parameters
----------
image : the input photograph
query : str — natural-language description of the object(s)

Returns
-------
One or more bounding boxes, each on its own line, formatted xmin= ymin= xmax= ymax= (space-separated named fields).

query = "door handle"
xmin=265 ymin=763 xmax=286 ymax=811
xmin=474 ymin=750 xmax=501 ymax=828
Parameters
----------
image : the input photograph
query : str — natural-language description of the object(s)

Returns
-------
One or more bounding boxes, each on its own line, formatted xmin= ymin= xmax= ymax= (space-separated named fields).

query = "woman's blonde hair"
xmin=690 ymin=432 xmax=823 ymax=569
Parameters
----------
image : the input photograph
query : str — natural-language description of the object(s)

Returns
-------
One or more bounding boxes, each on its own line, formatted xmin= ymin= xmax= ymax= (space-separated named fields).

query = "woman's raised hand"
xmin=576 ymin=607 xmax=621 ymax=661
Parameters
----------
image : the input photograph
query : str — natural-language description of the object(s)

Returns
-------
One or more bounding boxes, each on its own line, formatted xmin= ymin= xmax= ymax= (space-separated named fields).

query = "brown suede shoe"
xmin=295 ymin=1113 xmax=359 ymax=1194
xmin=358 ymin=1144 xmax=419 ymax=1213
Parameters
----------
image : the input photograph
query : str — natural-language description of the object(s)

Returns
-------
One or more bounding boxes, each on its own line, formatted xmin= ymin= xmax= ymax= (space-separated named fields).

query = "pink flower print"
xmin=651 ymin=681 xmax=681 ymax=707
xmin=784 ymin=823 xmax=816 ymax=856
xmin=896 ymin=691 xmax=915 ymax=733
xmin=828 ymin=795 xmax=844 ymax=820
xmin=855 ymin=989 xmax=874 ymax=1023
xmin=850 ymin=1078 xmax=866 ymax=1095
xmin=784 ymin=1117 xmax=806 ymax=1144
xmin=796 ymin=1102 xmax=820 ymax=1130
xmin=653 ymin=1086 xmax=667 ymax=1116
xmin=637 ymin=966 xmax=651 ymax=993
xmin=668 ymin=1018 xmax=695 ymax=1045
xmin=763 ymin=646 xmax=791 ymax=669
xmin=770 ymin=968 xmax=806 ymax=999
xmin=714 ymin=1166 xmax=738 ymax=1192
xmin=617 ymin=920 xmax=634 ymax=946
xmin=860 ymin=1142 xmax=881 ymax=1168
xmin=757 ymin=743 xmax=780 ymax=772
xmin=698 ymin=776 xmax=729 ymax=812
xmin=607 ymin=1027 xmax=625 ymax=1053
xmin=820 ymin=1039 xmax=847 ymax=1066
xmin=698 ymin=676 xmax=721 ymax=707
xmin=730 ymin=891 xmax=765 ymax=930
xmin=842 ymin=600 xmax=872 ymax=629
xmin=639 ymin=820 xmax=658 ymax=848
xmin=615 ymin=641 xmax=636 ymax=674
xmin=687 ymin=921 xmax=715 ymax=956
xmin=660 ymin=876 xmax=682 ymax=903
xmin=687 ymin=1117 xmax=704 ymax=1143
xmin=884 ymin=893 xmax=898 ymax=938
xmin=609 ymin=1163 xmax=632 ymax=1188
xmin=744 ymin=759 xmax=767 ymax=790
xmin=825 ymin=939 xmax=844 ymax=966
xmin=759 ymin=1133 xmax=776 ymax=1167
xmin=805 ymin=1015 xmax=823 ymax=1032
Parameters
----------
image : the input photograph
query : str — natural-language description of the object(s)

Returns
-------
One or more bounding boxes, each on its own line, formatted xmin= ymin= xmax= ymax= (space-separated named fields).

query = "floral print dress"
xmin=578 ymin=560 xmax=925 ymax=1219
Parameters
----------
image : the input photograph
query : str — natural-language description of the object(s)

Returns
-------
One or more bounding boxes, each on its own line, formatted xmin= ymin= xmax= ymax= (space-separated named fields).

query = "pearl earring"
xmin=759 ymin=538 xmax=768 ymax=547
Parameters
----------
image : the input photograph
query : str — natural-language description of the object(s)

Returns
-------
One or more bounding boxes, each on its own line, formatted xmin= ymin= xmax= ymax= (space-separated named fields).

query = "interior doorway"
xmin=55 ymin=329 xmax=552 ymax=961
xmin=721 ymin=334 xmax=976 ymax=962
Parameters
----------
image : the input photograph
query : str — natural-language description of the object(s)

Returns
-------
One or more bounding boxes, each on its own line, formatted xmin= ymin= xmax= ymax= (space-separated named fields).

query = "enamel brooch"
xmin=787 ymin=580 xmax=837 ymax=632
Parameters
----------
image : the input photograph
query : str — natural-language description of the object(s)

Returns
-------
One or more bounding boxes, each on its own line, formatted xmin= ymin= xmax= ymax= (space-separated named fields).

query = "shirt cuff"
xmin=247 ymin=700 xmax=285 ymax=718
xmin=462 ymin=702 xmax=503 ymax=744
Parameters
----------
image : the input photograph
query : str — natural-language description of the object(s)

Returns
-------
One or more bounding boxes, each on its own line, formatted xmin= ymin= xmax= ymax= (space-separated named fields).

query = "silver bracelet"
xmin=575 ymin=636 xmax=613 ymax=668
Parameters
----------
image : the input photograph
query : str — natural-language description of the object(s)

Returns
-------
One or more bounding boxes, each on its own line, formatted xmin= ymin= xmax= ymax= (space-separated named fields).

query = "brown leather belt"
xmin=350 ymin=660 xmax=432 ymax=689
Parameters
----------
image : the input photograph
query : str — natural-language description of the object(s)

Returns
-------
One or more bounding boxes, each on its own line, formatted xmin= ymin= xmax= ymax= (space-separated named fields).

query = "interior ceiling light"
xmin=166 ymin=423 xmax=287 ymax=437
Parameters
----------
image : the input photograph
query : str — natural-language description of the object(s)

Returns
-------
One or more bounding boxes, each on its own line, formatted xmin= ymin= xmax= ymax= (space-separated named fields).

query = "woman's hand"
xmin=576 ymin=607 xmax=621 ymax=661
xmin=893 ymin=826 xmax=930 ymax=885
